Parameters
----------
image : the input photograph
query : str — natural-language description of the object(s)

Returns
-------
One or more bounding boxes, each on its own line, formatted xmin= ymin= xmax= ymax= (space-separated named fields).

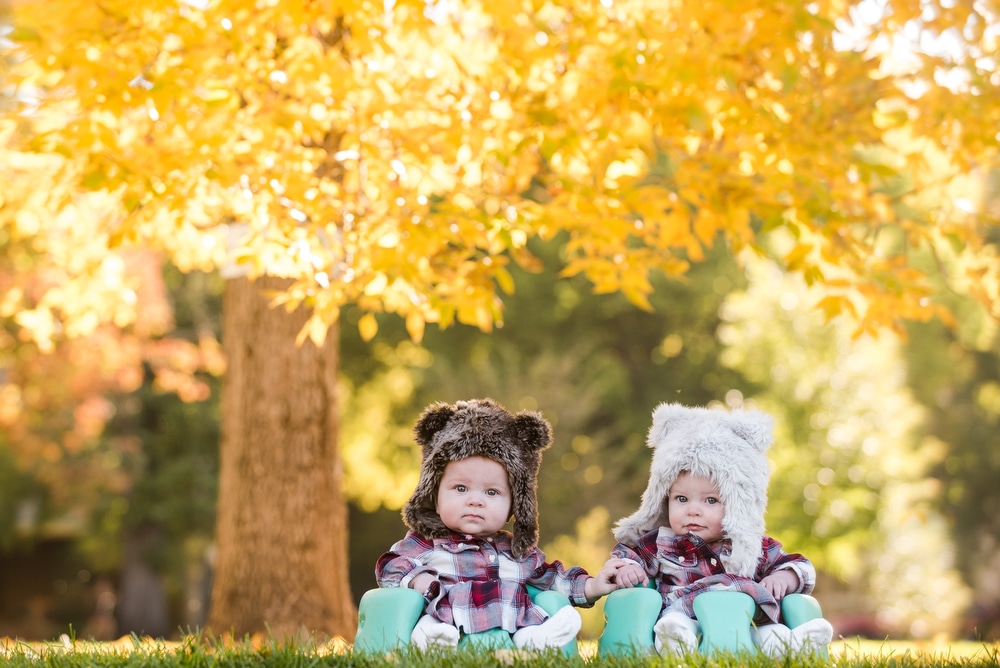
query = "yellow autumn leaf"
xmin=296 ymin=313 xmax=330 ymax=347
xmin=487 ymin=263 xmax=511 ymax=295
xmin=358 ymin=313 xmax=379 ymax=342
xmin=405 ymin=312 xmax=425 ymax=343
xmin=784 ymin=243 xmax=814 ymax=271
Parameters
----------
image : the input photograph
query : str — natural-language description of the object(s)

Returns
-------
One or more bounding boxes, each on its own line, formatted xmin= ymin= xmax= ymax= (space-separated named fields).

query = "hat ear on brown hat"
xmin=510 ymin=412 xmax=551 ymax=451
xmin=414 ymin=402 xmax=456 ymax=449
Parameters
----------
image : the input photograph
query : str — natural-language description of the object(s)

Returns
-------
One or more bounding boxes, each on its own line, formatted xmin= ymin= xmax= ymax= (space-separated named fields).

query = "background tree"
xmin=0 ymin=249 xmax=222 ymax=636
xmin=3 ymin=0 xmax=997 ymax=639
xmin=92 ymin=267 xmax=223 ymax=637
xmin=719 ymin=253 xmax=971 ymax=638
xmin=339 ymin=236 xmax=748 ymax=638
xmin=901 ymin=175 xmax=1000 ymax=638
xmin=906 ymin=316 xmax=1000 ymax=639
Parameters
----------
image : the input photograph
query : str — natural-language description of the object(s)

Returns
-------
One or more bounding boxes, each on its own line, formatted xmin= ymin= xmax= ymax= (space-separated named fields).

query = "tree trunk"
xmin=206 ymin=275 xmax=355 ymax=640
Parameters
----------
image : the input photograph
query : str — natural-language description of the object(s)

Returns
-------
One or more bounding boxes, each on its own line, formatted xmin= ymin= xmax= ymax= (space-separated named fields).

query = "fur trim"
xmin=613 ymin=403 xmax=774 ymax=577
xmin=403 ymin=398 xmax=552 ymax=558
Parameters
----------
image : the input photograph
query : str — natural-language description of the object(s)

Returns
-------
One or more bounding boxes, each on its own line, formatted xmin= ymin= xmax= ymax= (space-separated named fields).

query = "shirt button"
xmin=678 ymin=556 xmax=685 ymax=562
xmin=711 ymin=559 xmax=717 ymax=566
xmin=489 ymin=554 xmax=496 ymax=562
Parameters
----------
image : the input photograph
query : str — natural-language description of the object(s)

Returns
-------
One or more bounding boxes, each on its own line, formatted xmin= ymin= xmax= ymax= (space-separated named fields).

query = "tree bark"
xmin=206 ymin=275 xmax=355 ymax=640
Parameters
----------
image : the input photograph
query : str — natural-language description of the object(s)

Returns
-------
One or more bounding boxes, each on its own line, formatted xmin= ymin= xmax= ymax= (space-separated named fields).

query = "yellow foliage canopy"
xmin=2 ymin=0 xmax=998 ymax=344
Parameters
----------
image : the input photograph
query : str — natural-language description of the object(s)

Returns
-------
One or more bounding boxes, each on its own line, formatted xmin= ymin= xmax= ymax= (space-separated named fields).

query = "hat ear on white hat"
xmin=726 ymin=410 xmax=774 ymax=452
xmin=645 ymin=402 xmax=696 ymax=449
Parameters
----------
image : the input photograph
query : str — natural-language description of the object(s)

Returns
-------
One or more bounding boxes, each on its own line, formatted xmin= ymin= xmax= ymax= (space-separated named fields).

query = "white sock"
xmin=410 ymin=614 xmax=460 ymax=650
xmin=512 ymin=606 xmax=582 ymax=650
xmin=790 ymin=618 xmax=834 ymax=651
xmin=653 ymin=610 xmax=699 ymax=654
xmin=755 ymin=623 xmax=794 ymax=657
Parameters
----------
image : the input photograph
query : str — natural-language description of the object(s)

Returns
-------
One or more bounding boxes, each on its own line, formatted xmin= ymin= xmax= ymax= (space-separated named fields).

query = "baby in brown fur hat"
xmin=376 ymin=398 xmax=629 ymax=650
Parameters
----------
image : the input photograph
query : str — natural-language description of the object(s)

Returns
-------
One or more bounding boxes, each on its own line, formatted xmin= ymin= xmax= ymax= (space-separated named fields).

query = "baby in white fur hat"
xmin=610 ymin=402 xmax=834 ymax=656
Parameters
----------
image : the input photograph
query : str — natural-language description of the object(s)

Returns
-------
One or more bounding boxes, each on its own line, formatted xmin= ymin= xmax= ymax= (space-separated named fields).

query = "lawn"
xmin=1 ymin=634 xmax=998 ymax=667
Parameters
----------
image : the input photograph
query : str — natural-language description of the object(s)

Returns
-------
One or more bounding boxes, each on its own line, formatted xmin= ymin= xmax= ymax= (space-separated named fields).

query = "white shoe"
xmin=755 ymin=623 xmax=794 ymax=657
xmin=653 ymin=611 xmax=699 ymax=654
xmin=513 ymin=607 xmax=582 ymax=650
xmin=410 ymin=614 xmax=460 ymax=650
xmin=790 ymin=618 xmax=833 ymax=651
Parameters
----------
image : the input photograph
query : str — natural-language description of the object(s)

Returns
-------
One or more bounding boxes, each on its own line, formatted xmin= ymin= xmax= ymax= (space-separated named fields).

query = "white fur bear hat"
xmin=613 ymin=402 xmax=774 ymax=577
xmin=403 ymin=398 xmax=552 ymax=558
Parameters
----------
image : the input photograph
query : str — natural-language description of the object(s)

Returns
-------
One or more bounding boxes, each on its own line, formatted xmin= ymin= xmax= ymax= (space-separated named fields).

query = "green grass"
xmin=1 ymin=636 xmax=997 ymax=668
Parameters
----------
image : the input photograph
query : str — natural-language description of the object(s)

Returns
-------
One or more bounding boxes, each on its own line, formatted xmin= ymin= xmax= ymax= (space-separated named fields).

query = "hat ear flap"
xmin=511 ymin=412 xmax=553 ymax=451
xmin=505 ymin=411 xmax=550 ymax=558
xmin=414 ymin=402 xmax=455 ymax=449
xmin=727 ymin=410 xmax=774 ymax=452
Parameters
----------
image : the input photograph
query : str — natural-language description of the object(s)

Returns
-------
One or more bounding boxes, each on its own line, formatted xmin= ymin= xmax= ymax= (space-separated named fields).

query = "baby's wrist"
xmin=421 ymin=579 xmax=440 ymax=604
xmin=409 ymin=573 xmax=434 ymax=594
xmin=584 ymin=575 xmax=610 ymax=599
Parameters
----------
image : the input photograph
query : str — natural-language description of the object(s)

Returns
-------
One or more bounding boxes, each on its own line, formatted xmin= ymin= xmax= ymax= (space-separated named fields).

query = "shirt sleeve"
xmin=611 ymin=534 xmax=660 ymax=579
xmin=374 ymin=531 xmax=440 ymax=589
xmin=758 ymin=536 xmax=816 ymax=594
xmin=523 ymin=547 xmax=594 ymax=607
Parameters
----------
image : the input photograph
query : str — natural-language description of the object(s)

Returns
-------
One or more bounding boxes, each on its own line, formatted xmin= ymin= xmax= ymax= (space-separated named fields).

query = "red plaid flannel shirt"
xmin=376 ymin=530 xmax=593 ymax=634
xmin=611 ymin=527 xmax=815 ymax=624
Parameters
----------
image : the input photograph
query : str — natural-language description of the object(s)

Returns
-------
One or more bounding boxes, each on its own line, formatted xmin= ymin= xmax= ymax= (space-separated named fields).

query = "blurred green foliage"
xmin=5 ymin=234 xmax=1000 ymax=640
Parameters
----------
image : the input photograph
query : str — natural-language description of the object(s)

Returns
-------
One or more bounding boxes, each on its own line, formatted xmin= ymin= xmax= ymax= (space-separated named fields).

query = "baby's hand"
xmin=760 ymin=570 xmax=799 ymax=600
xmin=609 ymin=559 xmax=648 ymax=589
xmin=585 ymin=558 xmax=642 ymax=600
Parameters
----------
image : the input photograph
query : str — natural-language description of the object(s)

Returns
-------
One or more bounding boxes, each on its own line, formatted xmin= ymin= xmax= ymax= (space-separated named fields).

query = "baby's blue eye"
xmin=675 ymin=495 xmax=688 ymax=503
xmin=707 ymin=497 xmax=719 ymax=504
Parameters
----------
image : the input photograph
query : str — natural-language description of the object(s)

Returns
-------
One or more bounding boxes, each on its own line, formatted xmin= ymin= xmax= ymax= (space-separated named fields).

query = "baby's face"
xmin=436 ymin=456 xmax=511 ymax=538
xmin=667 ymin=471 xmax=725 ymax=544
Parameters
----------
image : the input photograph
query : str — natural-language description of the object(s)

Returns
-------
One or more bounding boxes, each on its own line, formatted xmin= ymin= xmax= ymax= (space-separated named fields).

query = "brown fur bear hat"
xmin=402 ymin=398 xmax=552 ymax=558
xmin=613 ymin=402 xmax=774 ymax=577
